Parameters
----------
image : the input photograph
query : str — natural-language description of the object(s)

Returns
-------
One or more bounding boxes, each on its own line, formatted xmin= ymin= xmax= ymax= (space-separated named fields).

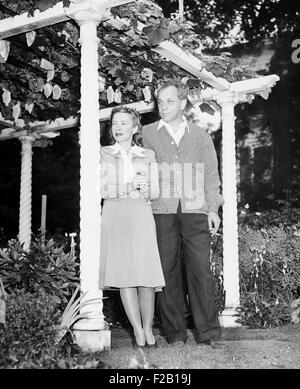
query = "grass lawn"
xmin=98 ymin=324 xmax=300 ymax=369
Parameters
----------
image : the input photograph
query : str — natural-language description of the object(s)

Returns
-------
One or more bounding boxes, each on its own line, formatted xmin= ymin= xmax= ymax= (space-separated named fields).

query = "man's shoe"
xmin=168 ymin=340 xmax=185 ymax=347
xmin=210 ymin=340 xmax=225 ymax=349
xmin=197 ymin=339 xmax=212 ymax=346
xmin=197 ymin=339 xmax=224 ymax=348
xmin=168 ymin=337 xmax=187 ymax=347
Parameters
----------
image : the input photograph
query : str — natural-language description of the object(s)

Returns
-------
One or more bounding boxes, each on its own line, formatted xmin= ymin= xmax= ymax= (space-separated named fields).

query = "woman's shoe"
xmin=145 ymin=341 xmax=158 ymax=349
xmin=132 ymin=338 xmax=145 ymax=349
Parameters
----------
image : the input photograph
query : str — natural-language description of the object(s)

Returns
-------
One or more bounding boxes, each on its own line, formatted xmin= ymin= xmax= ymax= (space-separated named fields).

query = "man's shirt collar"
xmin=157 ymin=116 xmax=190 ymax=133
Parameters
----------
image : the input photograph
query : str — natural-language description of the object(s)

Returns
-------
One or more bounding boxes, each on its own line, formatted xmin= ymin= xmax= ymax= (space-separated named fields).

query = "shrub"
xmin=237 ymin=225 xmax=300 ymax=327
xmin=0 ymin=236 xmax=80 ymax=305
xmin=206 ymin=207 xmax=300 ymax=328
xmin=237 ymin=292 xmax=291 ymax=328
xmin=0 ymin=290 xmax=110 ymax=369
xmin=210 ymin=233 xmax=225 ymax=314
xmin=0 ymin=290 xmax=60 ymax=364
xmin=240 ymin=207 xmax=300 ymax=230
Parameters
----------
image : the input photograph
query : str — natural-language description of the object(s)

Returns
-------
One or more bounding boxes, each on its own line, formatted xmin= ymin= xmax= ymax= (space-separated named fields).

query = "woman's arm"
xmin=148 ymin=151 xmax=160 ymax=200
xmin=101 ymin=160 xmax=136 ymax=199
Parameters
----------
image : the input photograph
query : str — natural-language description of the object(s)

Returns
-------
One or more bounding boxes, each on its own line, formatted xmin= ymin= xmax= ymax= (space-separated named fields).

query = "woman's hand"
xmin=133 ymin=172 xmax=149 ymax=197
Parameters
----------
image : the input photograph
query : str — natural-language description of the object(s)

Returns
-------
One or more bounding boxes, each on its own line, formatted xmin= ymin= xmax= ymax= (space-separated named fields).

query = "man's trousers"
xmin=154 ymin=205 xmax=221 ymax=344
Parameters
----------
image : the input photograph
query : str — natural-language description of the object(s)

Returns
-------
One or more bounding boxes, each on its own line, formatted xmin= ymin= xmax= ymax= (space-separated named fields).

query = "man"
xmin=142 ymin=80 xmax=224 ymax=346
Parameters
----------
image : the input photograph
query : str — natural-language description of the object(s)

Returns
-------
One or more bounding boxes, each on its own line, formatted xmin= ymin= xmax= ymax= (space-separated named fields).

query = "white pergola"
xmin=0 ymin=0 xmax=279 ymax=351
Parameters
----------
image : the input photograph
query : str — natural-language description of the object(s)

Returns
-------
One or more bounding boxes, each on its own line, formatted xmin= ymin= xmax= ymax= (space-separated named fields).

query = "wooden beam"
xmin=229 ymin=74 xmax=280 ymax=95
xmin=0 ymin=2 xmax=68 ymax=39
xmin=0 ymin=100 xmax=155 ymax=141
xmin=0 ymin=119 xmax=23 ymax=131
xmin=153 ymin=41 xmax=230 ymax=91
xmin=188 ymin=75 xmax=280 ymax=104
xmin=0 ymin=0 xmax=136 ymax=40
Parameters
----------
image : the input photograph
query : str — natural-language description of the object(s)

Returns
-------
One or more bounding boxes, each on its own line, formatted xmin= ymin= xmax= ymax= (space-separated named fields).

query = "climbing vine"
xmin=0 ymin=0 xmax=257 ymax=125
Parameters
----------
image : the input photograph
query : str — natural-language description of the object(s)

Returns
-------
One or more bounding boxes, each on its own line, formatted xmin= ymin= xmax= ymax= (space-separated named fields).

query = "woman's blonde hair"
xmin=105 ymin=106 xmax=143 ymax=146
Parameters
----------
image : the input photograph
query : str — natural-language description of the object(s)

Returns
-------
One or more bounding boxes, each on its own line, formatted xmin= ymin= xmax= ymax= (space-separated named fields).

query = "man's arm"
xmin=203 ymin=134 xmax=224 ymax=234
xmin=141 ymin=125 xmax=154 ymax=151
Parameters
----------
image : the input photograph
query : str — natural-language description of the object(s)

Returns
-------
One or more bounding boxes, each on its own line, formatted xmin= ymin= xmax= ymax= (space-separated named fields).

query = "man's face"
xmin=157 ymin=85 xmax=186 ymax=123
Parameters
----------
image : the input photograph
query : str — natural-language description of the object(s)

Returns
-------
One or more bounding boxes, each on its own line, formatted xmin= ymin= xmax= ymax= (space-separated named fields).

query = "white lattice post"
xmin=70 ymin=3 xmax=110 ymax=352
xmin=217 ymin=91 xmax=241 ymax=327
xmin=18 ymin=135 xmax=35 ymax=251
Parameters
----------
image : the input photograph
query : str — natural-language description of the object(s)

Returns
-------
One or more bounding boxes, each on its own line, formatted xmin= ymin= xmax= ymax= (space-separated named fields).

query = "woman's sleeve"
xmin=100 ymin=160 xmax=110 ymax=199
xmin=100 ymin=159 xmax=134 ymax=199
xmin=148 ymin=151 xmax=160 ymax=200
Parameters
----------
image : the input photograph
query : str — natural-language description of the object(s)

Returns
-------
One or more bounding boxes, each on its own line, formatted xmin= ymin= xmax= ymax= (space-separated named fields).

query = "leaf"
xmin=0 ymin=249 xmax=12 ymax=261
xmin=40 ymin=58 xmax=55 ymax=71
xmin=47 ymin=70 xmax=55 ymax=82
xmin=0 ymin=299 xmax=6 ymax=324
xmin=0 ymin=40 xmax=10 ymax=63
xmin=0 ymin=277 xmax=8 ymax=300
xmin=106 ymin=86 xmax=115 ymax=104
xmin=44 ymin=83 xmax=53 ymax=98
xmin=26 ymin=31 xmax=36 ymax=47
xmin=142 ymin=20 xmax=170 ymax=46
xmin=52 ymin=84 xmax=62 ymax=100
xmin=36 ymin=0 xmax=62 ymax=12
xmin=2 ymin=88 xmax=11 ymax=106
xmin=114 ymin=89 xmax=122 ymax=104
xmin=169 ymin=22 xmax=182 ymax=34
xmin=61 ymin=71 xmax=70 ymax=83
xmin=25 ymin=101 xmax=34 ymax=114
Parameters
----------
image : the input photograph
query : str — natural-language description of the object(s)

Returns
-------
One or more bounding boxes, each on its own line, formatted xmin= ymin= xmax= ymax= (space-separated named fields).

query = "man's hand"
xmin=208 ymin=211 xmax=220 ymax=235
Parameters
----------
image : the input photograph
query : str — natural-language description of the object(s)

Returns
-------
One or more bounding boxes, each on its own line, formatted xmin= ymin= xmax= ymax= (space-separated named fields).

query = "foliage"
xmin=0 ymin=289 xmax=110 ymax=368
xmin=206 ymin=207 xmax=300 ymax=328
xmin=57 ymin=286 xmax=105 ymax=342
xmin=241 ymin=207 xmax=300 ymax=231
xmin=156 ymin=0 xmax=300 ymax=46
xmin=0 ymin=0 xmax=257 ymax=124
xmin=0 ymin=235 xmax=79 ymax=305
xmin=0 ymin=290 xmax=60 ymax=361
xmin=237 ymin=292 xmax=292 ymax=328
xmin=238 ymin=223 xmax=300 ymax=328
xmin=210 ymin=233 xmax=225 ymax=314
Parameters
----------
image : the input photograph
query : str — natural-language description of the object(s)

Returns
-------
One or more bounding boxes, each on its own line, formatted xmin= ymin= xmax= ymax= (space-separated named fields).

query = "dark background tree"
xmin=157 ymin=0 xmax=300 ymax=207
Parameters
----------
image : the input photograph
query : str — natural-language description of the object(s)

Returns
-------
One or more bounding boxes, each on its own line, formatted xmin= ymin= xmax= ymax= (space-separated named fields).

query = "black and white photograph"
xmin=0 ymin=0 xmax=299 ymax=374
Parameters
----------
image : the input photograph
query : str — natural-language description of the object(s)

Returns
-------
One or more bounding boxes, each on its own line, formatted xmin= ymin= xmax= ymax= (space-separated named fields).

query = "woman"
xmin=99 ymin=106 xmax=165 ymax=348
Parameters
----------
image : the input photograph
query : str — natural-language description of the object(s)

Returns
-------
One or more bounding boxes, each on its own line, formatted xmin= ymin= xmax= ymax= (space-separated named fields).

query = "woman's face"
xmin=111 ymin=112 xmax=137 ymax=143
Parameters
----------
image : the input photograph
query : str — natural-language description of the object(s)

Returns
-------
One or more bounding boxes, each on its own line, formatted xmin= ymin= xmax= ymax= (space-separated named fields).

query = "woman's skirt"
xmin=99 ymin=198 xmax=165 ymax=290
